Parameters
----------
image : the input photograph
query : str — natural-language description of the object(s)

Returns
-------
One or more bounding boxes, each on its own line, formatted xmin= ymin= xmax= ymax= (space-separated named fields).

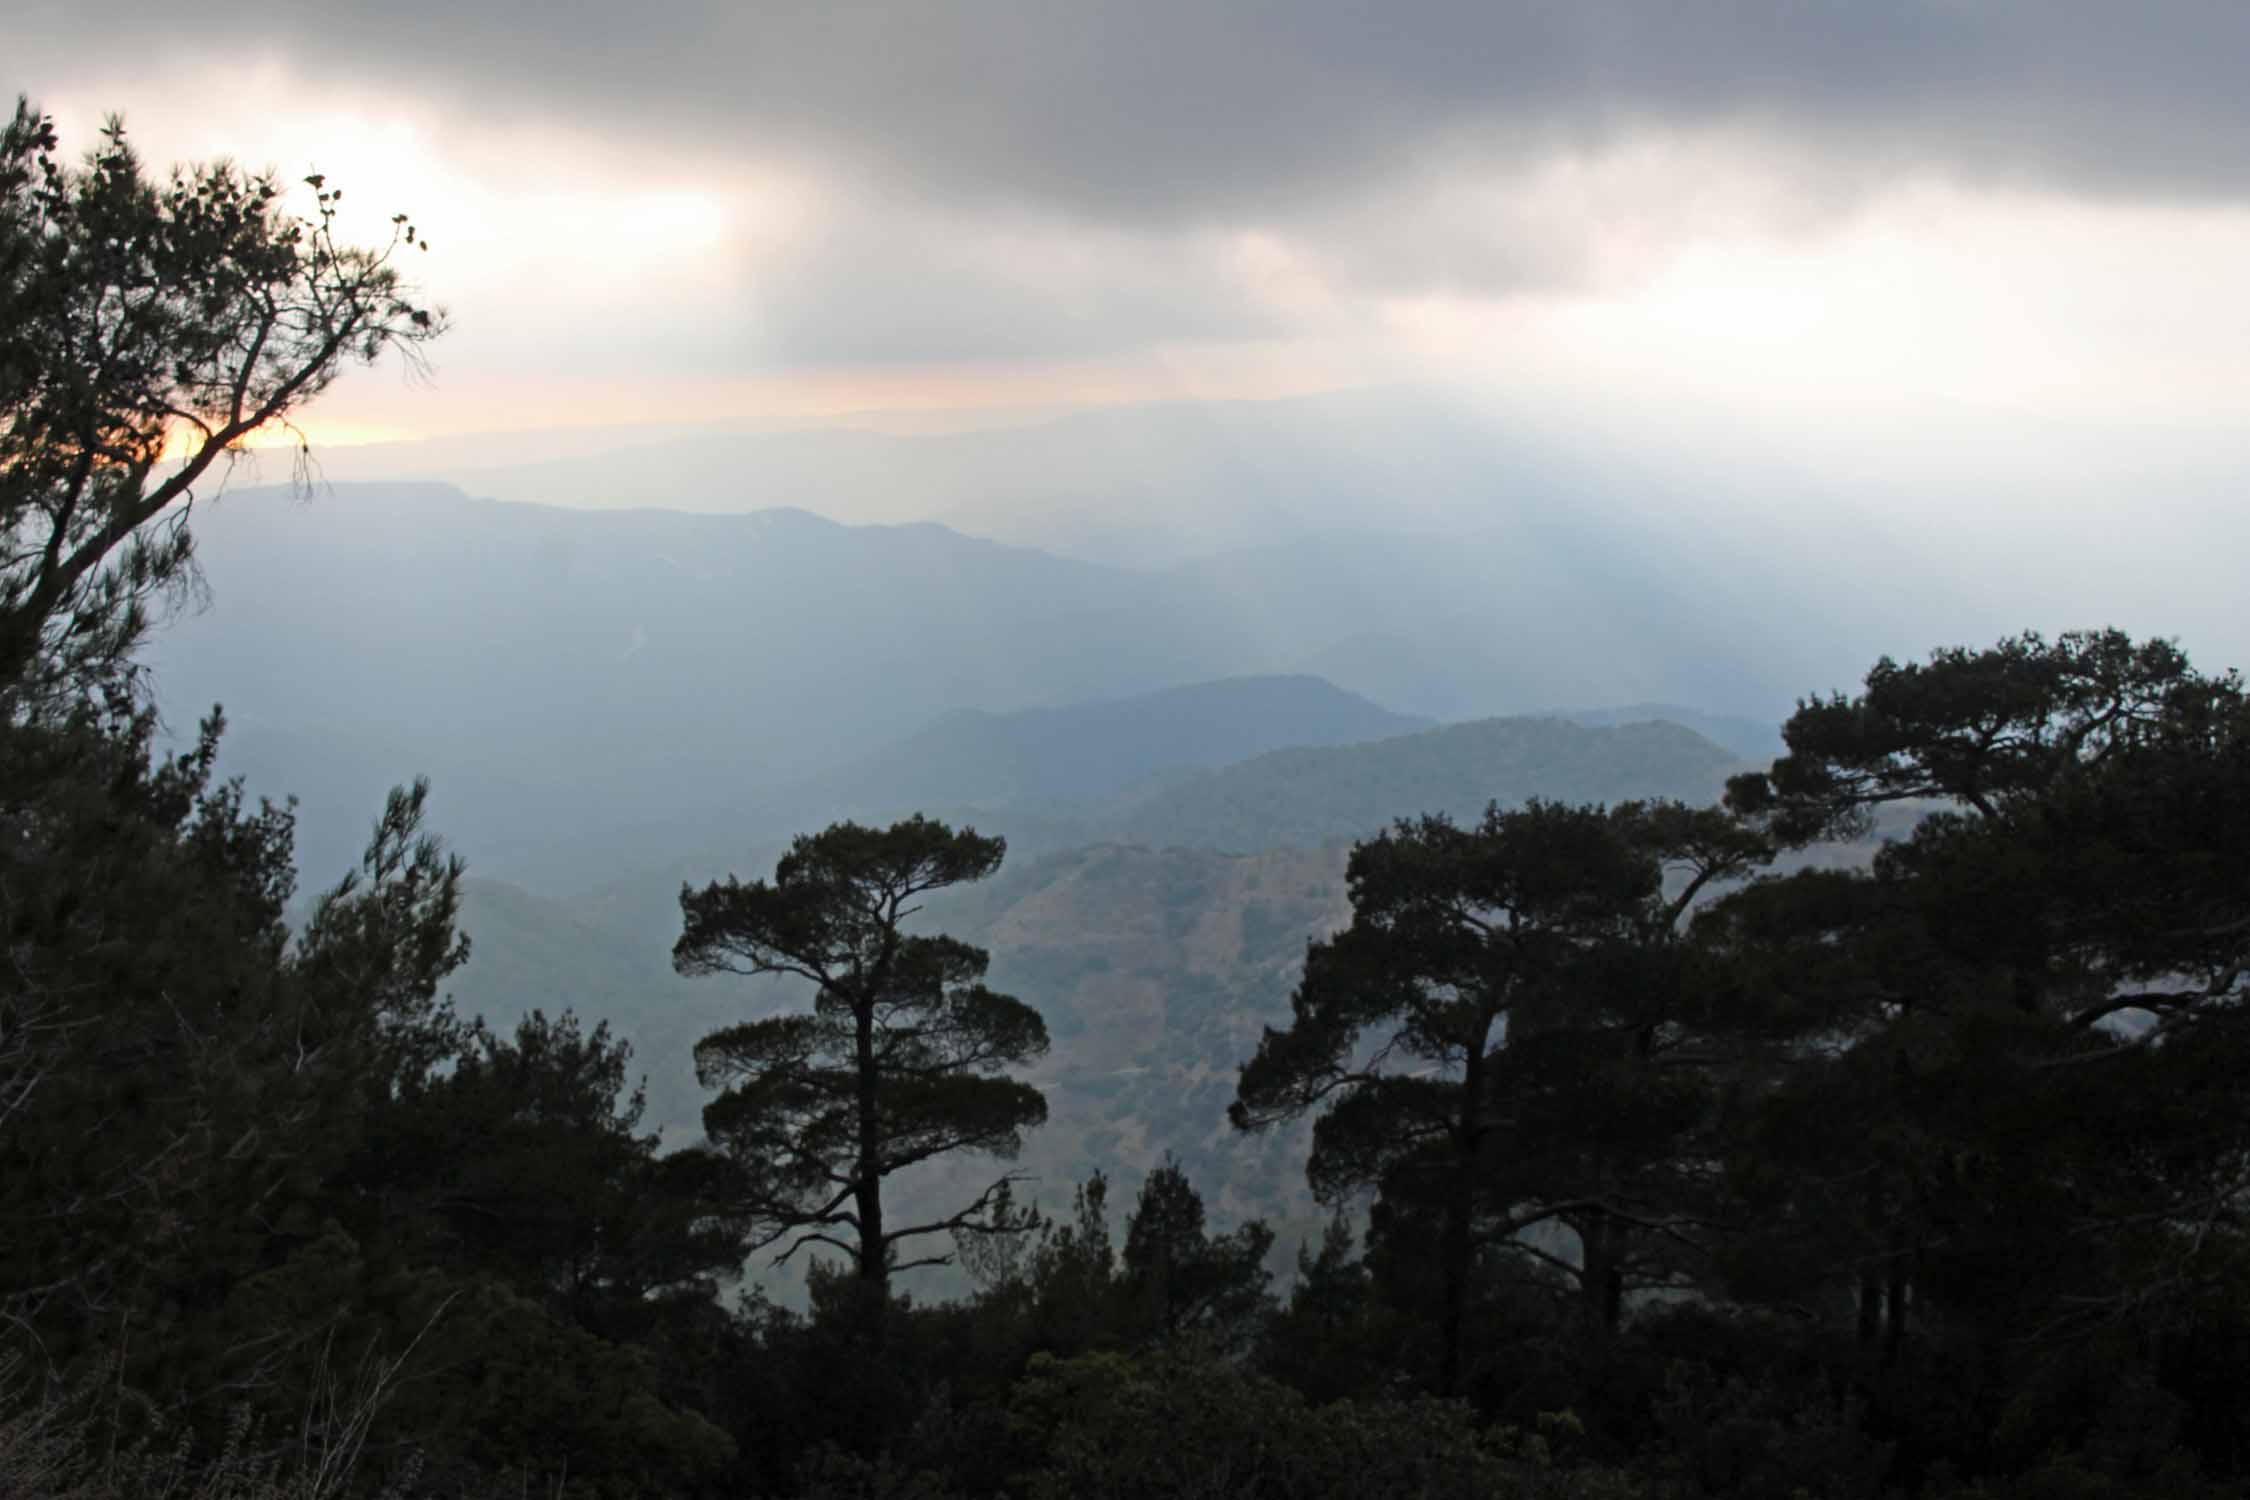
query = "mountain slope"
xmin=1115 ymin=715 xmax=1743 ymax=851
xmin=1549 ymin=702 xmax=1784 ymax=764
xmin=306 ymin=387 xmax=1566 ymax=565
xmin=150 ymin=480 xmax=1800 ymax=896
xmin=804 ymin=674 xmax=1430 ymax=815
xmin=150 ymin=483 xmax=1250 ymax=881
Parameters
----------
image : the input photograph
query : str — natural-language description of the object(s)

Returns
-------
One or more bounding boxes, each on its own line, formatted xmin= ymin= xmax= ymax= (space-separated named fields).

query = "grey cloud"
xmin=738 ymin=208 xmax=1290 ymax=367
xmin=18 ymin=1 xmax=2250 ymax=372
xmin=19 ymin=1 xmax=2250 ymax=226
xmin=410 ymin=196 xmax=1294 ymax=372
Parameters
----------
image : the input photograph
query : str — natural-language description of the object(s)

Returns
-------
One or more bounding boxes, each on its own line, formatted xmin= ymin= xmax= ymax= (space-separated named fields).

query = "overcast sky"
xmin=14 ymin=3 xmax=2250 ymax=448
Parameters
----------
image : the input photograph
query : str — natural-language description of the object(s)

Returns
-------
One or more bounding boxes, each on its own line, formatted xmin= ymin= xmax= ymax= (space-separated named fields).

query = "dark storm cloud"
xmin=19 ymin=1 xmax=2250 ymax=226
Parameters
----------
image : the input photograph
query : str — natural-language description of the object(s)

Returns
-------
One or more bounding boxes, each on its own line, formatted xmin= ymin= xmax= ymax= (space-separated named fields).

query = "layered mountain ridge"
xmin=152 ymin=479 xmax=1801 ymax=886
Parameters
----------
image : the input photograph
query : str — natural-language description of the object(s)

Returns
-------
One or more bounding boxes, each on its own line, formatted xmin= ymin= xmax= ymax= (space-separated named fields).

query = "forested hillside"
xmin=800 ymin=674 xmax=1430 ymax=817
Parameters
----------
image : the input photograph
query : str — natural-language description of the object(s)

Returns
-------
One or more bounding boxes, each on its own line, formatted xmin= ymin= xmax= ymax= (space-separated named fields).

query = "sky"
xmin=17 ymin=1 xmax=2250 ymax=691
xmin=18 ymin=1 xmax=2250 ymax=449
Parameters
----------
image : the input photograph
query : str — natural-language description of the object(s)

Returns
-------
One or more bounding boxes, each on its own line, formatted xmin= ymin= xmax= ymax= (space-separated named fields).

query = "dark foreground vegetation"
xmin=10 ymin=100 xmax=2250 ymax=1500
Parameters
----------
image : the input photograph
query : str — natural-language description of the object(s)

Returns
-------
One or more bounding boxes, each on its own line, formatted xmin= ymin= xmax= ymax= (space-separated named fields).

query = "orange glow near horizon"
xmin=159 ymin=415 xmax=417 ymax=464
xmin=298 ymin=340 xmax=1393 ymax=449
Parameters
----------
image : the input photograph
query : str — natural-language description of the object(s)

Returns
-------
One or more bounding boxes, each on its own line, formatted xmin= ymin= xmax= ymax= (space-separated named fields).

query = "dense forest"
xmin=11 ymin=101 xmax=2250 ymax=1500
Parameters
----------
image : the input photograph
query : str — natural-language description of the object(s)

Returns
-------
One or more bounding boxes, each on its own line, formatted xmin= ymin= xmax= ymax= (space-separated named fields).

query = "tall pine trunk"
xmin=1438 ymin=1169 xmax=1472 ymax=1396
xmin=1438 ymin=1042 xmax=1487 ymax=1396
xmin=855 ymin=999 xmax=887 ymax=1296
xmin=1578 ymin=1211 xmax=1622 ymax=1339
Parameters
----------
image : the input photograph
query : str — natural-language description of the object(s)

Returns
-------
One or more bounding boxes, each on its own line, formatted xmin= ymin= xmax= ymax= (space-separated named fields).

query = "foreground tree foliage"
xmin=1120 ymin=1154 xmax=1275 ymax=1351
xmin=1002 ymin=1346 xmax=1636 ymax=1500
xmin=1232 ymin=798 xmax=1769 ymax=1393
xmin=675 ymin=816 xmax=1051 ymax=1299
xmin=1687 ymin=629 xmax=2250 ymax=1487
xmin=347 ymin=1009 xmax=749 ymax=1345
xmin=0 ymin=102 xmax=742 ymax=1499
xmin=0 ymin=702 xmax=748 ymax=1496
xmin=0 ymin=98 xmax=444 ymax=711
xmin=0 ymin=709 xmax=460 ymax=1379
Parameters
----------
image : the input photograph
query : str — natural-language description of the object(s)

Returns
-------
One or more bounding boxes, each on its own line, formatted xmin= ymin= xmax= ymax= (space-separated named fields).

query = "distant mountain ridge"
xmin=804 ymin=674 xmax=1431 ymax=816
xmin=152 ymin=483 xmax=1226 ymax=880
xmin=1545 ymin=703 xmax=1784 ymax=763
xmin=768 ymin=707 xmax=1749 ymax=868
xmin=1116 ymin=715 xmax=1744 ymax=851
xmin=298 ymin=386 xmax=1560 ymax=565
xmin=151 ymin=480 xmax=1795 ymax=888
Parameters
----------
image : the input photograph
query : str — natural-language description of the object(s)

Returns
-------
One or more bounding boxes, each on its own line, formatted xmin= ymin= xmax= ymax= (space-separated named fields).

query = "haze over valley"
xmin=127 ymin=378 xmax=2236 ymax=1273
xmin=146 ymin=435 xmax=1780 ymax=1242
xmin=148 ymin=376 xmax=2198 ymax=891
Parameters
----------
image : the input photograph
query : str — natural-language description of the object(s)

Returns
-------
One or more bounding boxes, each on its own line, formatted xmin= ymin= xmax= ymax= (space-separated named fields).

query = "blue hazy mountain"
xmin=802 ymin=674 xmax=1431 ymax=816
xmin=1547 ymin=702 xmax=1784 ymax=764
xmin=146 ymin=484 xmax=1228 ymax=880
xmin=1114 ymin=715 xmax=1744 ymax=852
xmin=145 ymin=476 xmax=1807 ymax=888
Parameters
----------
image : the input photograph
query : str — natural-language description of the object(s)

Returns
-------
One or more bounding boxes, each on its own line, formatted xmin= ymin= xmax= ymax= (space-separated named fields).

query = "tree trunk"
xmin=1883 ymin=1255 xmax=1909 ymax=1364
xmin=1577 ymin=1212 xmax=1622 ymax=1340
xmin=1858 ymin=1169 xmax=1886 ymax=1348
xmin=1438 ymin=1042 xmax=1486 ymax=1397
xmin=1438 ymin=1171 xmax=1472 ymax=1397
xmin=854 ymin=997 xmax=886 ymax=1295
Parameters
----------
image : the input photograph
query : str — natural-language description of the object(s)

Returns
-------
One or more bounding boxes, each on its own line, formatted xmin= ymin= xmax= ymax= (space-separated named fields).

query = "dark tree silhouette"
xmin=1726 ymin=628 xmax=2231 ymax=842
xmin=674 ymin=816 xmax=1049 ymax=1300
xmin=1121 ymin=1154 xmax=1274 ymax=1350
xmin=1709 ymin=629 xmax=2250 ymax=1367
xmin=0 ymin=98 xmax=444 ymax=709
xmin=1234 ymin=798 xmax=1766 ymax=1391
